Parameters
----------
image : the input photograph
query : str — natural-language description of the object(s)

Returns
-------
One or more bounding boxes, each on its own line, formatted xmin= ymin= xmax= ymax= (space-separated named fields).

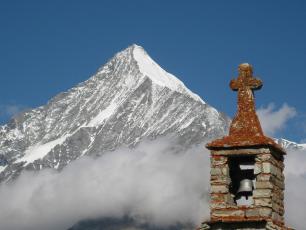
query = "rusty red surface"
xmin=206 ymin=63 xmax=284 ymax=153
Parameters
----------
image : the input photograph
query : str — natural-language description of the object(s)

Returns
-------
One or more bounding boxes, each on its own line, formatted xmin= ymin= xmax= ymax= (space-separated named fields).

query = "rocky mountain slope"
xmin=0 ymin=45 xmax=230 ymax=183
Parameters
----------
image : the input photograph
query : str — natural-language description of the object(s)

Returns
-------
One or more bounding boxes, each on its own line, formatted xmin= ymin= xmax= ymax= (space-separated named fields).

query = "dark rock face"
xmin=0 ymin=45 xmax=230 ymax=183
xmin=68 ymin=217 xmax=192 ymax=230
xmin=201 ymin=220 xmax=267 ymax=229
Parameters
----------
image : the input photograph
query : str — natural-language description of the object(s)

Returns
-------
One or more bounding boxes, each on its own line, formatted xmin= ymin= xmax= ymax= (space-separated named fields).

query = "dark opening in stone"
xmin=229 ymin=155 xmax=255 ymax=205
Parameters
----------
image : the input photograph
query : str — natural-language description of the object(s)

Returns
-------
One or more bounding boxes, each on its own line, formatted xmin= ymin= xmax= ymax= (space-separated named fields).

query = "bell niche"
xmin=229 ymin=155 xmax=255 ymax=206
xmin=200 ymin=64 xmax=292 ymax=230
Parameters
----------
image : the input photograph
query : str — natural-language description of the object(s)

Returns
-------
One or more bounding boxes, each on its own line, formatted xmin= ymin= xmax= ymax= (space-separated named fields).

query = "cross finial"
xmin=206 ymin=63 xmax=285 ymax=152
xmin=228 ymin=63 xmax=264 ymax=137
xmin=230 ymin=63 xmax=262 ymax=92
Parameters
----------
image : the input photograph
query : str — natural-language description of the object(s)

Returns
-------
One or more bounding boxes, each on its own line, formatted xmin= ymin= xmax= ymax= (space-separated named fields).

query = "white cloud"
xmin=0 ymin=104 xmax=27 ymax=118
xmin=284 ymin=148 xmax=306 ymax=229
xmin=0 ymin=137 xmax=210 ymax=230
xmin=257 ymin=103 xmax=296 ymax=136
xmin=0 ymin=136 xmax=305 ymax=230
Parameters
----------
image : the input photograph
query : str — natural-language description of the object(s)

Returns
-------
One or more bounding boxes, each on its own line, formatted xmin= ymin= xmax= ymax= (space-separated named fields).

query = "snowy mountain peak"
xmin=134 ymin=45 xmax=204 ymax=103
xmin=102 ymin=44 xmax=205 ymax=103
xmin=0 ymin=44 xmax=229 ymax=183
xmin=133 ymin=44 xmax=205 ymax=103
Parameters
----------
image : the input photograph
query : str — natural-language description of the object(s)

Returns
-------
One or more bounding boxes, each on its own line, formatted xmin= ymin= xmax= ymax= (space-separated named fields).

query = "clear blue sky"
xmin=1 ymin=0 xmax=306 ymax=142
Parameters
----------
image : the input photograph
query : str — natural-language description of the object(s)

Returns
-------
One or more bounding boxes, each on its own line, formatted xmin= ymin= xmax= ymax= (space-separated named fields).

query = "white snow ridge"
xmin=132 ymin=44 xmax=205 ymax=103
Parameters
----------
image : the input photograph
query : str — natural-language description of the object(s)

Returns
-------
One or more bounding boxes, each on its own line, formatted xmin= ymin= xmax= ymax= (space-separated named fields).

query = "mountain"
xmin=68 ymin=217 xmax=190 ymax=230
xmin=0 ymin=44 xmax=230 ymax=183
xmin=275 ymin=138 xmax=306 ymax=151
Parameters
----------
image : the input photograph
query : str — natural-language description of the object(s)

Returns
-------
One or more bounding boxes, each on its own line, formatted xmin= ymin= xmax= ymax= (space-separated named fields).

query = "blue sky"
xmin=0 ymin=0 xmax=306 ymax=142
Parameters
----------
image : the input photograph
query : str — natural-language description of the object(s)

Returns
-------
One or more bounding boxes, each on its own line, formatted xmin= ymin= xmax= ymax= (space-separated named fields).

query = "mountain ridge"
xmin=0 ymin=44 xmax=229 ymax=182
xmin=275 ymin=138 xmax=306 ymax=151
xmin=1 ymin=44 xmax=303 ymax=183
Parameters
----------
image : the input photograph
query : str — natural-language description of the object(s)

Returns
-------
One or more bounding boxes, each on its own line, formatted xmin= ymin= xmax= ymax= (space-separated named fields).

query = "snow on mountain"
xmin=0 ymin=44 xmax=230 ymax=183
xmin=274 ymin=138 xmax=306 ymax=151
xmin=133 ymin=45 xmax=204 ymax=103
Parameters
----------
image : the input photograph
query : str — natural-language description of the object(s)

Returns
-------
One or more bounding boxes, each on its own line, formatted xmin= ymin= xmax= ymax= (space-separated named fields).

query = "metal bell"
xmin=237 ymin=179 xmax=253 ymax=193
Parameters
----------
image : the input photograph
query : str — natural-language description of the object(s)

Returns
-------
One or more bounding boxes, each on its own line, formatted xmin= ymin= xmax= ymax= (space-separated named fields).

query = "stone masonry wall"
xmin=208 ymin=147 xmax=286 ymax=229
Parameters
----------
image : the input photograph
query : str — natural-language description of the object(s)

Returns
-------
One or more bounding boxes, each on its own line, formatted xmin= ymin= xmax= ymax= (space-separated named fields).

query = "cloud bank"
xmin=0 ymin=136 xmax=305 ymax=230
xmin=257 ymin=103 xmax=296 ymax=136
xmin=0 ymin=137 xmax=210 ymax=230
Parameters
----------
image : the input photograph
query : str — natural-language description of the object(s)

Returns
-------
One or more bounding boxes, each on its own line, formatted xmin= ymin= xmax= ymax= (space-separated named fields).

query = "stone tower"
xmin=200 ymin=64 xmax=292 ymax=230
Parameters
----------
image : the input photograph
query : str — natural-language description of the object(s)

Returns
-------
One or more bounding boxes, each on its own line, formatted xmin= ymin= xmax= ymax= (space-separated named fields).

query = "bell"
xmin=237 ymin=179 xmax=253 ymax=194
